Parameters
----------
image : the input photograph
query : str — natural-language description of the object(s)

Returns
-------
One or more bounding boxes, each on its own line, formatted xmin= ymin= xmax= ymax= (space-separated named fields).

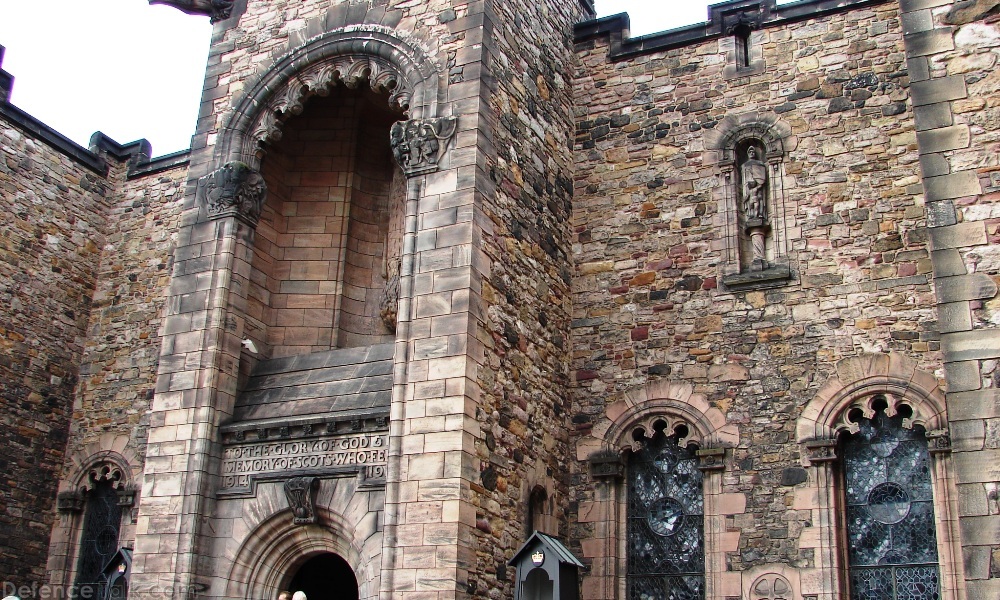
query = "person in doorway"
xmin=292 ymin=592 xmax=308 ymax=600
xmin=277 ymin=591 xmax=292 ymax=600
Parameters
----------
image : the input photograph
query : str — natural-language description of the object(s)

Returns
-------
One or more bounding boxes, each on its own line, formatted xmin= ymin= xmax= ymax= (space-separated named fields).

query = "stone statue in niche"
xmin=738 ymin=145 xmax=770 ymax=271
xmin=741 ymin=146 xmax=768 ymax=221
xmin=198 ymin=161 xmax=268 ymax=226
xmin=390 ymin=117 xmax=458 ymax=176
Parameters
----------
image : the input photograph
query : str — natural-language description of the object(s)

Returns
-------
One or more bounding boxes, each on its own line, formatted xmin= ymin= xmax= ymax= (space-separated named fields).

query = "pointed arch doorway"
xmin=286 ymin=552 xmax=359 ymax=600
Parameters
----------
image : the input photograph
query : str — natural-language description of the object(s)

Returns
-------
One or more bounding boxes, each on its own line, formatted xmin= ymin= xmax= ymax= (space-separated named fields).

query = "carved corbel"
xmin=390 ymin=117 xmax=458 ymax=176
xmin=197 ymin=161 xmax=268 ymax=226
xmin=927 ymin=429 xmax=952 ymax=454
xmin=283 ymin=477 xmax=320 ymax=525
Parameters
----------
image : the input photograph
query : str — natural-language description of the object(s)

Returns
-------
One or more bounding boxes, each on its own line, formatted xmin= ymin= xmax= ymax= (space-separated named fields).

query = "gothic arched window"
xmin=840 ymin=401 xmax=940 ymax=600
xmin=74 ymin=476 xmax=125 ymax=597
xmin=627 ymin=427 xmax=705 ymax=600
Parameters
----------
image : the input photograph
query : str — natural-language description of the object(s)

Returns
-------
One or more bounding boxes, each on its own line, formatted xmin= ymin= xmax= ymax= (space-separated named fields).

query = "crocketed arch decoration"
xmin=226 ymin=506 xmax=371 ymax=600
xmin=797 ymin=353 xmax=947 ymax=445
xmin=217 ymin=25 xmax=446 ymax=168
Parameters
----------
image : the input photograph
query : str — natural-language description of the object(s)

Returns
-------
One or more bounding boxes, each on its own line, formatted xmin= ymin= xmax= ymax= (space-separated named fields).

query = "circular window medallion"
xmin=867 ymin=482 xmax=911 ymax=524
xmin=647 ymin=497 xmax=685 ymax=536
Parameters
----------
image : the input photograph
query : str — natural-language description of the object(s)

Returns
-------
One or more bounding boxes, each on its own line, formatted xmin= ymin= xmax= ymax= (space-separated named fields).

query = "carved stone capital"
xmin=927 ymin=429 xmax=952 ymax=454
xmin=57 ymin=491 xmax=84 ymax=513
xmin=696 ymin=447 xmax=726 ymax=472
xmin=390 ymin=117 xmax=458 ymax=176
xmin=148 ymin=0 xmax=235 ymax=23
xmin=588 ymin=450 xmax=624 ymax=480
xmin=804 ymin=439 xmax=838 ymax=465
xmin=283 ymin=477 xmax=320 ymax=525
xmin=198 ymin=162 xmax=267 ymax=226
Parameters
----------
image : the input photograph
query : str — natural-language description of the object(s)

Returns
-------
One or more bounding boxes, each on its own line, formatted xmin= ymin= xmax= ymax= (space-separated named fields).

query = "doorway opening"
xmin=286 ymin=552 xmax=359 ymax=600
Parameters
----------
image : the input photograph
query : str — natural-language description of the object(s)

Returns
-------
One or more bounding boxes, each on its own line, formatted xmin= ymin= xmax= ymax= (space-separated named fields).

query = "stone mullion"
xmin=131 ymin=215 xmax=242 ymax=597
xmin=899 ymin=2 xmax=999 ymax=597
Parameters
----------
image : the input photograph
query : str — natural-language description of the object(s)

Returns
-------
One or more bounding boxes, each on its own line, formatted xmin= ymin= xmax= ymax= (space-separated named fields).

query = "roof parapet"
xmin=0 ymin=44 xmax=189 ymax=178
xmin=575 ymin=0 xmax=890 ymax=60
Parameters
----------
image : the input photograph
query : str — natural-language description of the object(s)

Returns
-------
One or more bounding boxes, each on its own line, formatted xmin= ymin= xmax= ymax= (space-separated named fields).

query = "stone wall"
xmin=468 ymin=0 xmax=587 ymax=596
xmin=44 ymin=162 xmax=186 ymax=587
xmin=0 ymin=119 xmax=113 ymax=583
xmin=570 ymin=1 xmax=949 ymax=597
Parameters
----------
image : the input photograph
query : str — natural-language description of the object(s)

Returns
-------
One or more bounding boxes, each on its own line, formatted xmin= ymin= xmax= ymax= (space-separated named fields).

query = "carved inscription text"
xmin=221 ymin=433 xmax=386 ymax=490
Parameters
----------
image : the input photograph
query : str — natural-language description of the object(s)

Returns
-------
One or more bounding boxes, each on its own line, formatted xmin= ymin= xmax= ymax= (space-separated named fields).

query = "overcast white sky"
xmin=0 ymin=1 xmax=765 ymax=157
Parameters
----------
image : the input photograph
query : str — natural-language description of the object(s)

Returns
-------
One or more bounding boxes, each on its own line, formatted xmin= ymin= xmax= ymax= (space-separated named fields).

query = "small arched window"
xmin=627 ymin=425 xmax=705 ymax=600
xmin=840 ymin=399 xmax=940 ymax=600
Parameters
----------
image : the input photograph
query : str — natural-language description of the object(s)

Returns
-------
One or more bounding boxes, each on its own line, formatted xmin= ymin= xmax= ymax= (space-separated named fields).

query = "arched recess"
xmin=576 ymin=381 xmax=741 ymax=600
xmin=48 ymin=438 xmax=141 ymax=589
xmin=225 ymin=506 xmax=374 ymax=600
xmin=216 ymin=25 xmax=447 ymax=169
xmin=795 ymin=353 xmax=962 ymax=600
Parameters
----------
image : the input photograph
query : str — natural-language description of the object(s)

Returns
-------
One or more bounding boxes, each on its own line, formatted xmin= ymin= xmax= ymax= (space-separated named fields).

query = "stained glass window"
xmin=841 ymin=404 xmax=940 ymax=600
xmin=74 ymin=479 xmax=123 ymax=598
xmin=627 ymin=429 xmax=705 ymax=600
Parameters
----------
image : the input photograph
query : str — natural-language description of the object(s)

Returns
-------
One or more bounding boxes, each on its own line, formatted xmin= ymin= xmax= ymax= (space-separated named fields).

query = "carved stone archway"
xmin=217 ymin=25 xmax=447 ymax=170
xmin=225 ymin=506 xmax=372 ymax=600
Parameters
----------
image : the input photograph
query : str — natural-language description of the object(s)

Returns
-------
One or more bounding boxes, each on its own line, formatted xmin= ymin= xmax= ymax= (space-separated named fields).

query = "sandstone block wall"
xmin=468 ymin=0 xmax=587 ymax=595
xmin=44 ymin=162 xmax=187 ymax=588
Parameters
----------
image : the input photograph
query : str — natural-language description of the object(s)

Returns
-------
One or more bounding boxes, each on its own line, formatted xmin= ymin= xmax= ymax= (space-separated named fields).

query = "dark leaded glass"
xmin=627 ymin=431 xmax=704 ymax=600
xmin=75 ymin=480 xmax=123 ymax=598
xmin=842 ymin=406 xmax=940 ymax=600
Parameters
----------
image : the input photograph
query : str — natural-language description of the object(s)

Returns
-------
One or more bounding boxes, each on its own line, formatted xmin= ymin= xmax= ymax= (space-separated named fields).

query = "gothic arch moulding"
xmin=217 ymin=25 xmax=447 ymax=169
xmin=225 ymin=506 xmax=374 ymax=600
xmin=577 ymin=380 xmax=739 ymax=462
xmin=703 ymin=112 xmax=796 ymax=166
xmin=796 ymin=353 xmax=948 ymax=446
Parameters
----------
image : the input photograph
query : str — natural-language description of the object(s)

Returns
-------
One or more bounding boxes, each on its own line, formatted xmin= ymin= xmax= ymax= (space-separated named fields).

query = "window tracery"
xmin=840 ymin=401 xmax=940 ymax=600
xmin=73 ymin=466 xmax=129 ymax=598
xmin=626 ymin=425 xmax=705 ymax=600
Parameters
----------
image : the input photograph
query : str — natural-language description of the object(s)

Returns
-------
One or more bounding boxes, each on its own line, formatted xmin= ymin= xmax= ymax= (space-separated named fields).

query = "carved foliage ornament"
xmin=380 ymin=258 xmax=401 ymax=332
xmin=390 ymin=117 xmax=458 ymax=176
xmin=198 ymin=161 xmax=268 ymax=226
xmin=148 ymin=0 xmax=234 ymax=23
xmin=283 ymin=476 xmax=319 ymax=525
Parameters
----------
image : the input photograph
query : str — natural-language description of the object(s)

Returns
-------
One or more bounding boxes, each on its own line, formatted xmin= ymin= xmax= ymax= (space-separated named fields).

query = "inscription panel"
xmin=221 ymin=433 xmax=387 ymax=491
